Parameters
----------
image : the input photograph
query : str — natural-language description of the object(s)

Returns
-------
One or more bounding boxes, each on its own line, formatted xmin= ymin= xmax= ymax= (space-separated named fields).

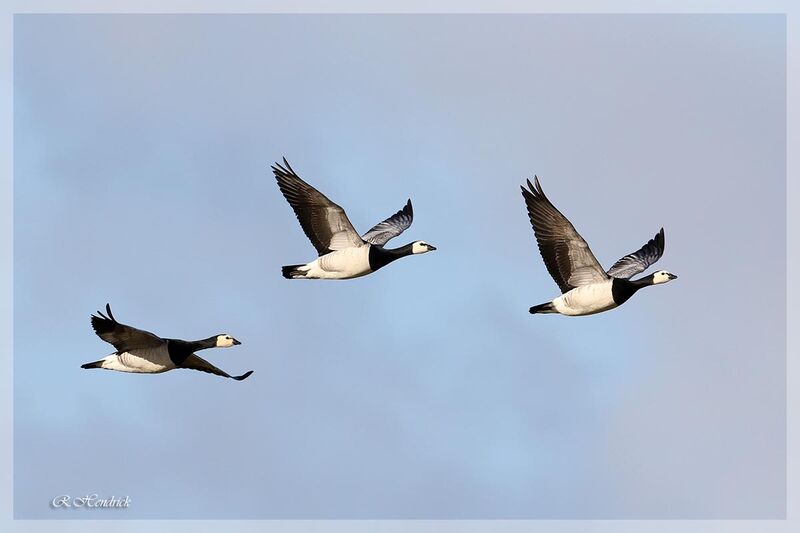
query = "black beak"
xmin=233 ymin=338 xmax=242 ymax=345
xmin=427 ymin=244 xmax=437 ymax=251
xmin=668 ymin=274 xmax=678 ymax=280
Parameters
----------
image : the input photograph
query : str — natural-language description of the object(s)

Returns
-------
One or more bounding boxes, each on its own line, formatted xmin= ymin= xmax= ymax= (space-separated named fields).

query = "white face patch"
xmin=652 ymin=270 xmax=676 ymax=285
xmin=411 ymin=241 xmax=435 ymax=254
xmin=216 ymin=334 xmax=237 ymax=348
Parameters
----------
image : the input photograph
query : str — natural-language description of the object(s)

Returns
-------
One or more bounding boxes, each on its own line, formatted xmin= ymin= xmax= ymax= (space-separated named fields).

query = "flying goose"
xmin=521 ymin=177 xmax=677 ymax=316
xmin=81 ymin=304 xmax=253 ymax=380
xmin=273 ymin=158 xmax=436 ymax=280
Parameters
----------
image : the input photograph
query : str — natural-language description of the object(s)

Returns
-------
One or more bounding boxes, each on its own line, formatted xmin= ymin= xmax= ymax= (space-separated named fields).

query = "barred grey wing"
xmin=362 ymin=199 xmax=414 ymax=246
xmin=181 ymin=353 xmax=253 ymax=381
xmin=90 ymin=303 xmax=165 ymax=353
xmin=521 ymin=177 xmax=608 ymax=293
xmin=273 ymin=158 xmax=364 ymax=255
xmin=607 ymin=228 xmax=665 ymax=279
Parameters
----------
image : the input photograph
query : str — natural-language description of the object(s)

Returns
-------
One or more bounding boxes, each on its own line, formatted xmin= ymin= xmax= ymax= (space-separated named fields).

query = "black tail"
xmin=81 ymin=360 xmax=103 ymax=369
xmin=282 ymin=264 xmax=306 ymax=279
xmin=529 ymin=302 xmax=556 ymax=314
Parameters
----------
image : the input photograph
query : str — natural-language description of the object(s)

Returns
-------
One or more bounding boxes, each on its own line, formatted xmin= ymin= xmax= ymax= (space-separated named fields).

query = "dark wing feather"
xmin=272 ymin=158 xmax=363 ymax=255
xmin=362 ymin=199 xmax=414 ymax=246
xmin=180 ymin=353 xmax=254 ymax=381
xmin=90 ymin=304 xmax=165 ymax=352
xmin=607 ymin=228 xmax=665 ymax=279
xmin=521 ymin=177 xmax=608 ymax=293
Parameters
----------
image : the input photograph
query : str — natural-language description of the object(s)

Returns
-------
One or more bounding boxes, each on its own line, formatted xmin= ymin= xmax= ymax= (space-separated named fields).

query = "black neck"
xmin=166 ymin=336 xmax=217 ymax=364
xmin=191 ymin=336 xmax=219 ymax=350
xmin=368 ymin=243 xmax=415 ymax=271
xmin=611 ymin=275 xmax=656 ymax=305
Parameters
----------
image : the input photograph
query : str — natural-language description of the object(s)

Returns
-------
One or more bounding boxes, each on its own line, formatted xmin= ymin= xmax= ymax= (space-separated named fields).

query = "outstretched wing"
xmin=272 ymin=158 xmax=364 ymax=255
xmin=521 ymin=177 xmax=609 ymax=293
xmin=362 ymin=199 xmax=414 ymax=246
xmin=607 ymin=228 xmax=665 ymax=279
xmin=90 ymin=304 xmax=165 ymax=353
xmin=180 ymin=353 xmax=254 ymax=381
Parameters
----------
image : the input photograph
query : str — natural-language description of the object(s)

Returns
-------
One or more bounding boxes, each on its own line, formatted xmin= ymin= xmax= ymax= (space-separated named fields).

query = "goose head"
xmin=651 ymin=270 xmax=678 ymax=285
xmin=215 ymin=334 xmax=242 ymax=348
xmin=411 ymin=240 xmax=437 ymax=254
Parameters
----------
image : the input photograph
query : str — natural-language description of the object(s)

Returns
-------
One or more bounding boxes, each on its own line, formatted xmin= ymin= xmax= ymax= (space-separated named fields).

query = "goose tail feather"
xmin=529 ymin=302 xmax=556 ymax=314
xmin=282 ymin=264 xmax=307 ymax=279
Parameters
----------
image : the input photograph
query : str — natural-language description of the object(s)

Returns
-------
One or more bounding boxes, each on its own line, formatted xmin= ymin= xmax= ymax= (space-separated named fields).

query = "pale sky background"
xmin=13 ymin=14 xmax=785 ymax=519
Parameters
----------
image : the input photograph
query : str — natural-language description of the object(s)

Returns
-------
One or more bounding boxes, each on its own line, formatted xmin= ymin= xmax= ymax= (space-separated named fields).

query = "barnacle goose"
xmin=521 ymin=177 xmax=677 ymax=316
xmin=81 ymin=304 xmax=253 ymax=380
xmin=273 ymin=158 xmax=436 ymax=280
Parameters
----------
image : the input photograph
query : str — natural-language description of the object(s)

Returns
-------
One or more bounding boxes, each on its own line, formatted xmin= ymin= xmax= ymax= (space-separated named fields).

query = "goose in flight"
xmin=521 ymin=177 xmax=677 ymax=316
xmin=81 ymin=304 xmax=253 ymax=381
xmin=273 ymin=158 xmax=436 ymax=280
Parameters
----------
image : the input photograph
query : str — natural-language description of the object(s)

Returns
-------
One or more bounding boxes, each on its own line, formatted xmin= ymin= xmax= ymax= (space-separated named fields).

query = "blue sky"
xmin=13 ymin=14 xmax=785 ymax=518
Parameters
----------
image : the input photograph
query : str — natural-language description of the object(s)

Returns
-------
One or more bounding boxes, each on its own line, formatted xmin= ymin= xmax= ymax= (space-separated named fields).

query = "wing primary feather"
xmin=181 ymin=353 xmax=253 ymax=381
xmin=521 ymin=176 xmax=608 ymax=293
xmin=606 ymin=228 xmax=666 ymax=279
xmin=233 ymin=370 xmax=254 ymax=381
xmin=89 ymin=303 xmax=165 ymax=352
xmin=361 ymin=198 xmax=415 ymax=246
xmin=272 ymin=158 xmax=363 ymax=255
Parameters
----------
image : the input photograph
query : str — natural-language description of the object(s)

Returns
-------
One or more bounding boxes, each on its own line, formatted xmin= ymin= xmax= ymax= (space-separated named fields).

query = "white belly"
xmin=552 ymin=281 xmax=617 ymax=316
xmin=299 ymin=247 xmax=372 ymax=280
xmin=101 ymin=347 xmax=175 ymax=374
